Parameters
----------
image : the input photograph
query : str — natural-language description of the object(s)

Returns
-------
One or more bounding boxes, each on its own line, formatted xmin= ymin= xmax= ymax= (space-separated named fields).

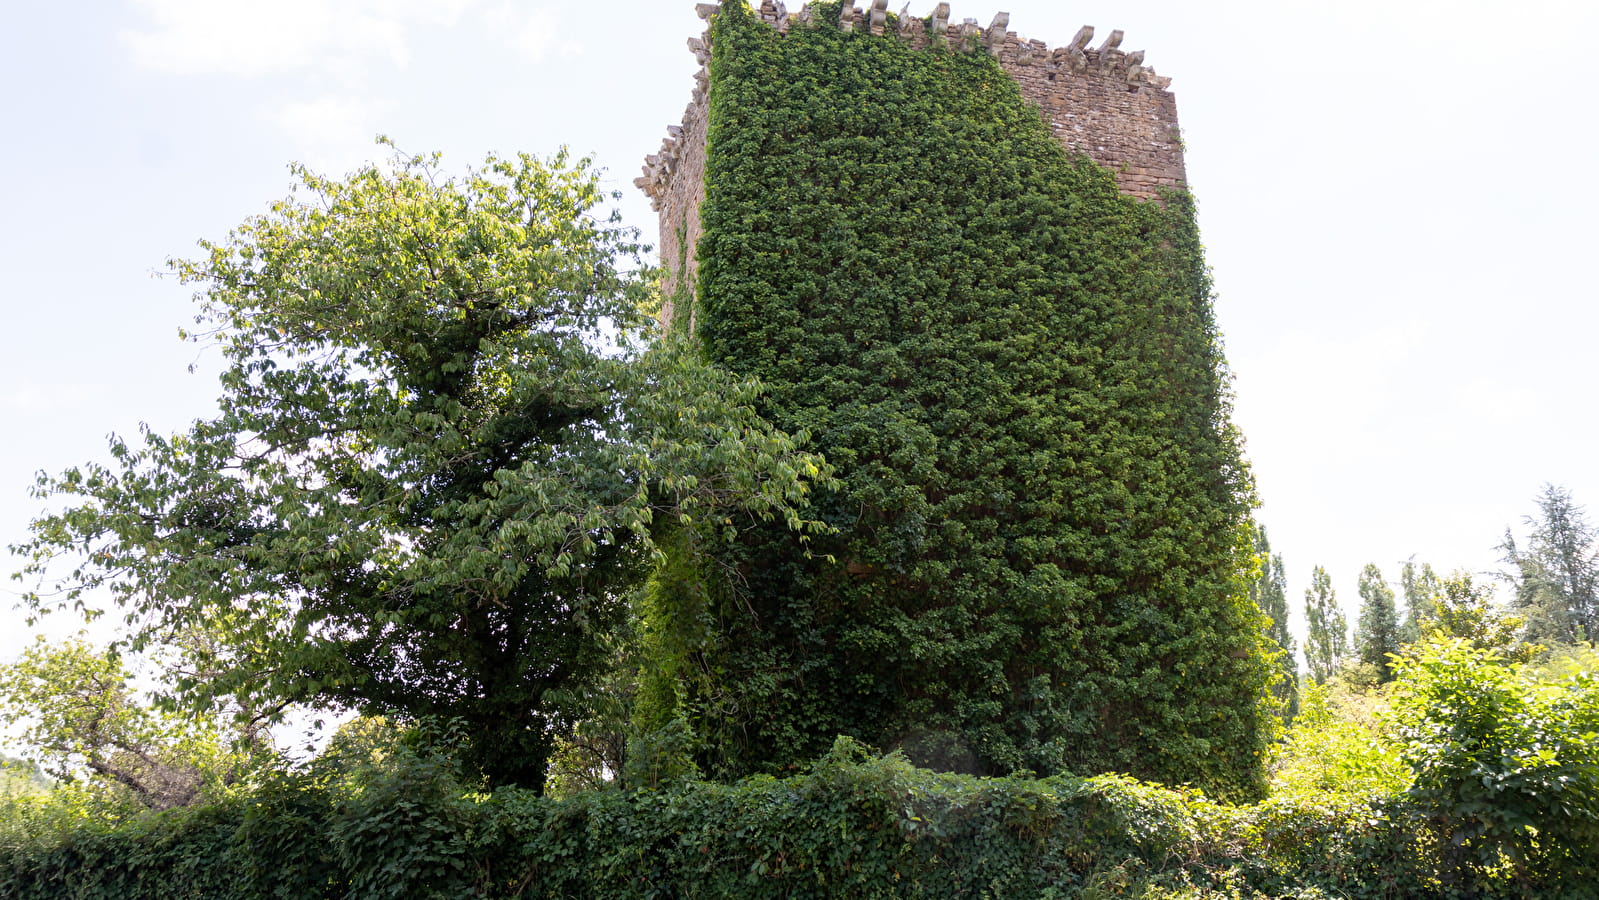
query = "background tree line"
xmin=1250 ymin=482 xmax=1597 ymax=710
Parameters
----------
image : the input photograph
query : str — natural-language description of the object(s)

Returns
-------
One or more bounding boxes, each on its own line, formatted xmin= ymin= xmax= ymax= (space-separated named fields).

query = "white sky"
xmin=2 ymin=0 xmax=1595 ymax=666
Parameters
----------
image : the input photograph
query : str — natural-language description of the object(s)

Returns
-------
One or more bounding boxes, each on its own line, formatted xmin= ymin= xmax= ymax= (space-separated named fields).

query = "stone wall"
xmin=635 ymin=0 xmax=1188 ymax=326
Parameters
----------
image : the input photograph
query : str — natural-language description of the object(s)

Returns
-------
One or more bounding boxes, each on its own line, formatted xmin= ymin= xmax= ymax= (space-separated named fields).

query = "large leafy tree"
xmin=1354 ymin=563 xmax=1400 ymax=682
xmin=1304 ymin=566 xmax=1347 ymax=685
xmin=13 ymin=147 xmax=827 ymax=792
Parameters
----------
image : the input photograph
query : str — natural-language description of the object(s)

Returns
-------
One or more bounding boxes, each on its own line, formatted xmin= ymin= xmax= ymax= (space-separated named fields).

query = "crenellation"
xmin=984 ymin=12 xmax=1008 ymax=54
xmin=867 ymin=0 xmax=887 ymax=35
xmin=898 ymin=4 xmax=919 ymax=38
xmin=1093 ymin=29 xmax=1122 ymax=74
xmin=755 ymin=0 xmax=783 ymax=28
xmin=639 ymin=1 xmax=1189 ymax=322
xmin=958 ymin=18 xmax=981 ymax=48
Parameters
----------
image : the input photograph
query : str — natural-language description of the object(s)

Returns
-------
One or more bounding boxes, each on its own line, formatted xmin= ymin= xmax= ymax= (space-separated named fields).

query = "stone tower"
xmin=630 ymin=1 xmax=1268 ymax=801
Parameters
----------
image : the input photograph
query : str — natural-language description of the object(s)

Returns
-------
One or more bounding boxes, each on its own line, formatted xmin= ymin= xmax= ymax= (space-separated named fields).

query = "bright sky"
xmin=3 ymin=0 xmax=1596 ymax=667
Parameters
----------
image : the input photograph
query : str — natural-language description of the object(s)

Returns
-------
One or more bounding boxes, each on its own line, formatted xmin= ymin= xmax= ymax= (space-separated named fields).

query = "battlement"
xmin=638 ymin=1 xmax=1188 ymax=322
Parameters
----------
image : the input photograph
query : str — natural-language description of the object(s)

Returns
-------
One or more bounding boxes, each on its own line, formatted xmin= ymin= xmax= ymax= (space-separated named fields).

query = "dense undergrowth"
xmin=5 ymin=5 xmax=1597 ymax=898
xmin=4 ymin=638 xmax=1595 ymax=899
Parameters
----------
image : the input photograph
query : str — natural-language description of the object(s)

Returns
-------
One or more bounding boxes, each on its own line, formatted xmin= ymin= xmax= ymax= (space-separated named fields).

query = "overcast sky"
xmin=3 ymin=0 xmax=1595 ymax=666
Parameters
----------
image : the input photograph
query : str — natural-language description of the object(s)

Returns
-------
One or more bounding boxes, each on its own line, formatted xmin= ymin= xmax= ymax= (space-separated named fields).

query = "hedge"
xmin=9 ymin=737 xmax=1593 ymax=899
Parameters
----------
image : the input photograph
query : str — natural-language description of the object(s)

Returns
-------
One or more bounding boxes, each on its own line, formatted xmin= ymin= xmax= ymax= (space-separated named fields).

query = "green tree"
xmin=0 ymin=641 xmax=260 ymax=809
xmin=1502 ymin=484 xmax=1598 ymax=644
xmin=1354 ymin=563 xmax=1400 ymax=682
xmin=1424 ymin=572 xmax=1541 ymax=663
xmin=12 ymin=146 xmax=828 ymax=793
xmin=0 ymin=755 xmax=50 ymax=798
xmin=664 ymin=1 xmax=1271 ymax=801
xmin=1249 ymin=525 xmax=1298 ymax=719
xmin=1304 ymin=566 xmax=1347 ymax=685
xmin=1397 ymin=557 xmax=1442 ymax=644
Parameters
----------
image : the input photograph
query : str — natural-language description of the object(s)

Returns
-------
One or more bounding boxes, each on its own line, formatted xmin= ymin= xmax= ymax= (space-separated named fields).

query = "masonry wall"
xmin=636 ymin=0 xmax=1188 ymax=325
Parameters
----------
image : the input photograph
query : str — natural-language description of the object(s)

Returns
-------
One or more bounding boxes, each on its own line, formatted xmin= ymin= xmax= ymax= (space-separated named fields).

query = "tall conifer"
xmin=1355 ymin=564 xmax=1400 ymax=682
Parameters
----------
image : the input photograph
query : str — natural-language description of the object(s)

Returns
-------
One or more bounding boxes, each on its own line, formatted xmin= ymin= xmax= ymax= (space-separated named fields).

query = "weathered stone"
xmin=984 ymin=12 xmax=1008 ymax=54
xmin=1093 ymin=29 xmax=1122 ymax=61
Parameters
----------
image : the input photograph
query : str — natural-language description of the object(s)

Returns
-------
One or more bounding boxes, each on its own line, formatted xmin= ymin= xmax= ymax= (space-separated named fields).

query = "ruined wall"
xmin=639 ymin=35 xmax=712 ymax=329
xmin=636 ymin=0 xmax=1188 ymax=324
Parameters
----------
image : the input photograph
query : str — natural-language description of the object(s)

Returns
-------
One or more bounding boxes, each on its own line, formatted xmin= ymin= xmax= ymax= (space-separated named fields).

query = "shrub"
xmin=1388 ymin=637 xmax=1599 ymax=894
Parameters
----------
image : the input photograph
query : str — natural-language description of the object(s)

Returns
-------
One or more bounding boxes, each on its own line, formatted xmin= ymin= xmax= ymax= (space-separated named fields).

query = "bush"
xmin=1388 ymin=637 xmax=1599 ymax=894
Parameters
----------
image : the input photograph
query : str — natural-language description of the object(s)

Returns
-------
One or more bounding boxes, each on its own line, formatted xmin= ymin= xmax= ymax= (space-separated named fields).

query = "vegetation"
xmin=1398 ymin=558 xmax=1443 ymax=644
xmin=10 ymin=145 xmax=829 ymax=792
xmin=1303 ymin=566 xmax=1347 ymax=685
xmin=660 ymin=0 xmax=1269 ymax=801
xmin=0 ymin=641 xmax=270 ymax=810
xmin=1502 ymin=483 xmax=1598 ymax=645
xmin=1354 ymin=563 xmax=1401 ymax=683
xmin=1249 ymin=526 xmax=1298 ymax=720
xmin=5 ymin=3 xmax=1599 ymax=896
xmin=4 ymin=636 xmax=1595 ymax=899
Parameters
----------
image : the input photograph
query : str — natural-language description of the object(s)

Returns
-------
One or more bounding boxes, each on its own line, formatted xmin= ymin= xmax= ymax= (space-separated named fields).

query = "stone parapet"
xmin=636 ymin=1 xmax=1187 ymax=323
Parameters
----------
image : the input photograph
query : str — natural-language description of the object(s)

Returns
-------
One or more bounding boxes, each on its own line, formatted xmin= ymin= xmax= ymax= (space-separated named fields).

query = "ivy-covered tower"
xmin=636 ymin=0 xmax=1271 ymax=801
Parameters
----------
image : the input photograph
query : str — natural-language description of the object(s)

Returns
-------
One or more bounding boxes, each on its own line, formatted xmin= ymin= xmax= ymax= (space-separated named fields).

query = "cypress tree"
xmin=1355 ymin=563 xmax=1400 ymax=682
xmin=650 ymin=1 xmax=1270 ymax=801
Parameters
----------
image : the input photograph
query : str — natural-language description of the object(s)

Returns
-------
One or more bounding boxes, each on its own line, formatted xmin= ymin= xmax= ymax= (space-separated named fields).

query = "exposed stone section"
xmin=637 ymin=1 xmax=1189 ymax=325
xmin=885 ymin=8 xmax=1184 ymax=201
xmin=633 ymin=24 xmax=713 ymax=327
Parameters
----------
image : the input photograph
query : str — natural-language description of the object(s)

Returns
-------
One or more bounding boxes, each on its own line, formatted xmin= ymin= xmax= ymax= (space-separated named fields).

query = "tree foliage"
xmin=1266 ymin=678 xmax=1407 ymax=802
xmin=11 ymin=146 xmax=829 ymax=792
xmin=1390 ymin=636 xmax=1599 ymax=892
xmin=1398 ymin=557 xmax=1443 ymax=645
xmin=652 ymin=0 xmax=1270 ymax=800
xmin=1249 ymin=525 xmax=1298 ymax=720
xmin=1502 ymin=484 xmax=1599 ymax=645
xmin=0 ymin=641 xmax=263 ymax=810
xmin=1304 ymin=565 xmax=1347 ymax=685
xmin=1423 ymin=572 xmax=1542 ymax=664
xmin=0 ymin=757 xmax=50 ymax=799
xmin=1354 ymin=563 xmax=1400 ymax=683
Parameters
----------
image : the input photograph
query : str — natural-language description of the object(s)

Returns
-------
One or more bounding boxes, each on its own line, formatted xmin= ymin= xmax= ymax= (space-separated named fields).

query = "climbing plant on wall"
xmin=648 ymin=0 xmax=1271 ymax=802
